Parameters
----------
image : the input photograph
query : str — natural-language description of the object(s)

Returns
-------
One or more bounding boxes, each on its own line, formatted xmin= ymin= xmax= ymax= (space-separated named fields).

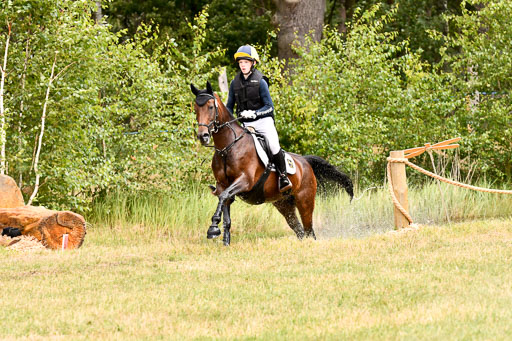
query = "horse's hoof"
xmin=207 ymin=225 xmax=221 ymax=239
xmin=305 ymin=231 xmax=317 ymax=240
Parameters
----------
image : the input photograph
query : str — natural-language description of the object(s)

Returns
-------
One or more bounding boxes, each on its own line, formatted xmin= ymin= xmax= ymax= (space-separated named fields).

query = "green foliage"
xmin=0 ymin=1 xmax=220 ymax=210
xmin=1 ymin=1 xmax=511 ymax=210
xmin=260 ymin=5 xmax=463 ymax=186
xmin=104 ymin=0 xmax=275 ymax=71
xmin=325 ymin=0 xmax=464 ymax=63
xmin=436 ymin=0 xmax=512 ymax=182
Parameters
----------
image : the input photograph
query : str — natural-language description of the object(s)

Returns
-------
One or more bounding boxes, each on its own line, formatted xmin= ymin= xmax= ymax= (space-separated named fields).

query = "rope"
xmin=388 ymin=157 xmax=512 ymax=195
xmin=386 ymin=162 xmax=414 ymax=224
xmin=387 ymin=155 xmax=512 ymax=225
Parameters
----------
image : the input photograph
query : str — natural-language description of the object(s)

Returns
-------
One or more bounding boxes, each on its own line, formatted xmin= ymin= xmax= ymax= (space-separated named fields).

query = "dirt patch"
xmin=386 ymin=223 xmax=422 ymax=235
xmin=0 ymin=234 xmax=47 ymax=252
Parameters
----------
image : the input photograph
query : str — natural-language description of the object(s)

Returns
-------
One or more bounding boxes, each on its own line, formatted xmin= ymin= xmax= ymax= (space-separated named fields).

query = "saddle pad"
xmin=250 ymin=134 xmax=297 ymax=175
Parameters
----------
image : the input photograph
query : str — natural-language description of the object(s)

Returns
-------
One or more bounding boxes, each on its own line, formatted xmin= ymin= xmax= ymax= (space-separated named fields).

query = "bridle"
xmin=196 ymin=93 xmax=221 ymax=135
xmin=195 ymin=92 xmax=246 ymax=158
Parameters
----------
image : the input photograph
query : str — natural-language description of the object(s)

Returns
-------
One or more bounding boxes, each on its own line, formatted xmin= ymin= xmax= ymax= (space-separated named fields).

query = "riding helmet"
xmin=234 ymin=45 xmax=260 ymax=64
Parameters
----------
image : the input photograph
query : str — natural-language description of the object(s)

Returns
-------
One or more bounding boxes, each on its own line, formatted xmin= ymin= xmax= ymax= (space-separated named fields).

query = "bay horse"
xmin=191 ymin=82 xmax=353 ymax=245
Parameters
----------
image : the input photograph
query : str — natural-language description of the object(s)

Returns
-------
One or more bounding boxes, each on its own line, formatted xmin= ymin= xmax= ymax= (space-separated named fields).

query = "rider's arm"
xmin=226 ymin=81 xmax=235 ymax=115
xmin=255 ymin=79 xmax=274 ymax=118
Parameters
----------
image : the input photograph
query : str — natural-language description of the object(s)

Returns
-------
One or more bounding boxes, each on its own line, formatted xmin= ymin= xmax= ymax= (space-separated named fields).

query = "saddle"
xmin=244 ymin=127 xmax=296 ymax=175
xmin=237 ymin=127 xmax=296 ymax=205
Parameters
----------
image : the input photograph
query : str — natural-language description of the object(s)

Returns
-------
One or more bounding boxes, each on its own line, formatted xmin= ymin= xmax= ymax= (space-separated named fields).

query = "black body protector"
xmin=232 ymin=69 xmax=272 ymax=118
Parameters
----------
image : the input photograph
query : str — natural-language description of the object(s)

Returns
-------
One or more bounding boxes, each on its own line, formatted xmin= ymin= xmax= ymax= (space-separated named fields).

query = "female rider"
xmin=225 ymin=45 xmax=292 ymax=193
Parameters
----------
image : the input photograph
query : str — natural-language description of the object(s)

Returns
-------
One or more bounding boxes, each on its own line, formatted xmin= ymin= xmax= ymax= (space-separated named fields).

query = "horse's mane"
xmin=214 ymin=93 xmax=236 ymax=120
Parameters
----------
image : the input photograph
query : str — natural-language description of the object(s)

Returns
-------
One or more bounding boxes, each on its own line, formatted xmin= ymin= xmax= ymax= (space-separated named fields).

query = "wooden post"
xmin=390 ymin=150 xmax=410 ymax=229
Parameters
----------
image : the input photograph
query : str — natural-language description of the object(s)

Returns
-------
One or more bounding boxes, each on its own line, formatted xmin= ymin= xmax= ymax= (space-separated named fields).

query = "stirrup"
xmin=279 ymin=175 xmax=292 ymax=193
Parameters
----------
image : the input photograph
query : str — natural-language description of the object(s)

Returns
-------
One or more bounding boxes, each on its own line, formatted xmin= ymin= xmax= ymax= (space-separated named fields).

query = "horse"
xmin=190 ymin=81 xmax=353 ymax=245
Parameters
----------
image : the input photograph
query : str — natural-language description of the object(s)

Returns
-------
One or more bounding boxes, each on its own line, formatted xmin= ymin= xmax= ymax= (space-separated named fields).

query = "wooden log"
xmin=0 ymin=206 xmax=86 ymax=249
xmin=390 ymin=150 xmax=410 ymax=229
xmin=0 ymin=175 xmax=24 ymax=208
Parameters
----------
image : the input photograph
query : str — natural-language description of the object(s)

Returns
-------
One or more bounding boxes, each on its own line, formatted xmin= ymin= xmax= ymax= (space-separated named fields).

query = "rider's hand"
xmin=240 ymin=110 xmax=256 ymax=119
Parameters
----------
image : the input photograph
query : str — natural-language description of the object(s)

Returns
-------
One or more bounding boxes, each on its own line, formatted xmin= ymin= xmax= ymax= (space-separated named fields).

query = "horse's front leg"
xmin=222 ymin=198 xmax=234 ymax=246
xmin=207 ymin=198 xmax=224 ymax=239
xmin=207 ymin=177 xmax=250 ymax=243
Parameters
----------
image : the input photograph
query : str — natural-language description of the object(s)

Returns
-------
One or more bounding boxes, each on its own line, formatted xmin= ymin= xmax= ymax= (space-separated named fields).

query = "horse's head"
xmin=190 ymin=81 xmax=218 ymax=146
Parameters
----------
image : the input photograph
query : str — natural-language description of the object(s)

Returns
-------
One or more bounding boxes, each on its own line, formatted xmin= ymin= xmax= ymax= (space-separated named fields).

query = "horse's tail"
xmin=303 ymin=155 xmax=354 ymax=200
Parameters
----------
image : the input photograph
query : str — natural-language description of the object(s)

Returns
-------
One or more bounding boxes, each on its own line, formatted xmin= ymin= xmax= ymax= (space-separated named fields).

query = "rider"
xmin=226 ymin=45 xmax=292 ymax=193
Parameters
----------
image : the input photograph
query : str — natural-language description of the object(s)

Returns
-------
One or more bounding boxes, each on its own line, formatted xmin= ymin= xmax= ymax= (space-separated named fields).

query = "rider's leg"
xmin=272 ymin=149 xmax=292 ymax=192
xmin=245 ymin=117 xmax=292 ymax=193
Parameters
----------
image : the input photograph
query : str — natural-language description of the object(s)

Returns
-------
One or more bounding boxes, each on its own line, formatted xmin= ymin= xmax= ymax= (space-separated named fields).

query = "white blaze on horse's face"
xmin=195 ymin=99 xmax=216 ymax=145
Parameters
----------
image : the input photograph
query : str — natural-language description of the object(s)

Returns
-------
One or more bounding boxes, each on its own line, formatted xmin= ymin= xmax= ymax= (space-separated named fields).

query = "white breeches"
xmin=243 ymin=117 xmax=281 ymax=155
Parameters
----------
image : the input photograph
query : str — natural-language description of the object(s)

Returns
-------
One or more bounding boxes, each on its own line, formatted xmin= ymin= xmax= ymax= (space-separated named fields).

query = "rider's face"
xmin=238 ymin=59 xmax=253 ymax=74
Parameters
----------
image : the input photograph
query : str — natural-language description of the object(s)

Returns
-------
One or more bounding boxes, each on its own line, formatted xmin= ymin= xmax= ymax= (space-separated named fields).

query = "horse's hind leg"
xmin=295 ymin=190 xmax=316 ymax=239
xmin=273 ymin=196 xmax=305 ymax=240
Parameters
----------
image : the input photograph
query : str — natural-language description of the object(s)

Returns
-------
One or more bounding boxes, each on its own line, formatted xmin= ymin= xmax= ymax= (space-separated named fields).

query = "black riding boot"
xmin=273 ymin=149 xmax=292 ymax=193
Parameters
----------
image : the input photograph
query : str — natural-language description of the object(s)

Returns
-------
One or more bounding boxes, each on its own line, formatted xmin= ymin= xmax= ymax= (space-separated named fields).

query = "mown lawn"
xmin=1 ymin=218 xmax=512 ymax=340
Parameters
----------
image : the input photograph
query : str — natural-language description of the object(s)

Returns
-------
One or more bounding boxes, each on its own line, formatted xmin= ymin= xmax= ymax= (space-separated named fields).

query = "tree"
xmin=438 ymin=0 xmax=512 ymax=181
xmin=272 ymin=0 xmax=326 ymax=61
xmin=0 ymin=1 xmax=222 ymax=209
xmin=326 ymin=0 xmax=356 ymax=33
xmin=104 ymin=0 xmax=274 ymax=72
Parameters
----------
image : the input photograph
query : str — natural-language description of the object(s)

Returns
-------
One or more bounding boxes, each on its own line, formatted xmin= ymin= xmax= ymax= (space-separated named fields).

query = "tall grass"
xmin=88 ymin=183 xmax=287 ymax=245
xmin=88 ymin=181 xmax=512 ymax=243
xmin=315 ymin=180 xmax=512 ymax=239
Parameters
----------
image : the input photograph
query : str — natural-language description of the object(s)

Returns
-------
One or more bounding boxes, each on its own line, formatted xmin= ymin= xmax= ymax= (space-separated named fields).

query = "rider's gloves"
xmin=240 ymin=110 xmax=256 ymax=119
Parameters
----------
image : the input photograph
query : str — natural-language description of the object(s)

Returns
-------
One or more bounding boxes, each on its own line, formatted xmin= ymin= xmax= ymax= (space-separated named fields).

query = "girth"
xmin=237 ymin=165 xmax=272 ymax=205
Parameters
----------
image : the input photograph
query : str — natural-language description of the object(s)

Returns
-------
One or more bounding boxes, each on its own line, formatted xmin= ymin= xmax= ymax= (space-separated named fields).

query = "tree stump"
xmin=0 ymin=175 xmax=25 ymax=208
xmin=0 ymin=206 xmax=86 ymax=249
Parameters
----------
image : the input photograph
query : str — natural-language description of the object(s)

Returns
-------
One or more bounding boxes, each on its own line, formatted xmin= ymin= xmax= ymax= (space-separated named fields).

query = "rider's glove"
xmin=240 ymin=110 xmax=256 ymax=119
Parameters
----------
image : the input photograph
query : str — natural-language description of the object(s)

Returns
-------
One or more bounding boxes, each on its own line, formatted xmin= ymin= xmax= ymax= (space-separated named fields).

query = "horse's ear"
xmin=206 ymin=81 xmax=213 ymax=95
xmin=190 ymin=83 xmax=199 ymax=96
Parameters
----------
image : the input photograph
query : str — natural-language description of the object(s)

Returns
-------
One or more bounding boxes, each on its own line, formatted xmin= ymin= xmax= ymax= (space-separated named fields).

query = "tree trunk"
xmin=94 ymin=1 xmax=103 ymax=24
xmin=273 ymin=0 xmax=326 ymax=62
xmin=337 ymin=0 xmax=356 ymax=33
xmin=0 ymin=206 xmax=86 ymax=249
xmin=0 ymin=22 xmax=12 ymax=175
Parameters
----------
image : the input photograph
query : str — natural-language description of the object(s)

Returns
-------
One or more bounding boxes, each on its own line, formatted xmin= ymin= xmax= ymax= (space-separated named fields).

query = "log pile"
xmin=0 ymin=175 xmax=24 ymax=208
xmin=0 ymin=175 xmax=86 ymax=250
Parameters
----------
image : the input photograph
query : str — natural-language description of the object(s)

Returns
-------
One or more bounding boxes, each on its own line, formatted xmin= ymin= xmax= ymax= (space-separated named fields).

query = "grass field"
xmin=1 ymin=185 xmax=512 ymax=340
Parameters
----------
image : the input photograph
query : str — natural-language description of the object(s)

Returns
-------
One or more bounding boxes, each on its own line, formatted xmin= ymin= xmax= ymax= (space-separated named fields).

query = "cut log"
xmin=0 ymin=175 xmax=25 ymax=208
xmin=0 ymin=206 xmax=86 ymax=249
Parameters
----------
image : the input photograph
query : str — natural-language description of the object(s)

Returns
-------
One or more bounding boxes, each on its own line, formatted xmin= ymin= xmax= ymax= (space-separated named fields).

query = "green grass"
xmin=2 ymin=184 xmax=512 ymax=339
xmin=1 ymin=219 xmax=512 ymax=339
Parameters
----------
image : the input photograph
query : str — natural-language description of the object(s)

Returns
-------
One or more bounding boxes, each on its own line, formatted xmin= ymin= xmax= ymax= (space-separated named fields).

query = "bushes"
xmin=259 ymin=5 xmax=461 ymax=186
xmin=0 ymin=1 xmax=510 ymax=210
xmin=0 ymin=2 xmax=219 ymax=210
xmin=258 ymin=2 xmax=511 ymax=186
